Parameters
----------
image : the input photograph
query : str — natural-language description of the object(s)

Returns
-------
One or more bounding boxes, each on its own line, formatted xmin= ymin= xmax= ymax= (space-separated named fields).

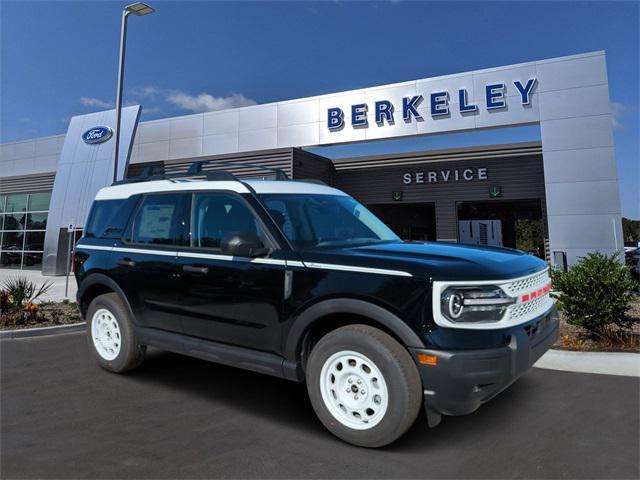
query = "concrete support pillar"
xmin=537 ymin=52 xmax=623 ymax=266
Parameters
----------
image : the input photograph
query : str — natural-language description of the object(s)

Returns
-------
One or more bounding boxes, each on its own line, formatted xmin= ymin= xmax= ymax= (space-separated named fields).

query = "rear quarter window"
xmin=85 ymin=199 xmax=137 ymax=239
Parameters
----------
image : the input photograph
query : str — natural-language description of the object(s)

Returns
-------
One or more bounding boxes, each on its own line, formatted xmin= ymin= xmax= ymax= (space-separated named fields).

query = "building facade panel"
xmin=203 ymin=110 xmax=240 ymax=135
xmin=169 ymin=115 xmax=204 ymax=139
xmin=202 ymin=133 xmax=239 ymax=156
xmin=239 ymin=104 xmax=278 ymax=131
xmin=277 ymin=123 xmax=319 ymax=148
xmin=136 ymin=140 xmax=169 ymax=163
xmin=538 ymin=84 xmax=612 ymax=121
xmin=168 ymin=136 xmax=203 ymax=160
xmin=137 ymin=119 xmax=171 ymax=143
xmin=540 ymin=114 xmax=614 ymax=151
xmin=277 ymin=100 xmax=320 ymax=127
xmin=542 ymin=147 xmax=618 ymax=183
xmin=535 ymin=53 xmax=608 ymax=93
xmin=545 ymin=180 xmax=621 ymax=216
xmin=239 ymin=128 xmax=278 ymax=151
xmin=546 ymin=215 xmax=622 ymax=250
xmin=34 ymin=136 xmax=64 ymax=157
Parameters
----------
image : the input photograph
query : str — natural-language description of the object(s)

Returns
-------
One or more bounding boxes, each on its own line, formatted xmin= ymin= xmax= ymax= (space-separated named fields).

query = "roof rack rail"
xmin=188 ymin=159 xmax=290 ymax=181
xmin=296 ymin=178 xmax=328 ymax=186
xmin=112 ymin=158 xmax=290 ymax=185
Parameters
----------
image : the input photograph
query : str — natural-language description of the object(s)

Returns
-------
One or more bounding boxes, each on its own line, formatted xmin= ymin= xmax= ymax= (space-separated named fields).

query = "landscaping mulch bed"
xmin=553 ymin=295 xmax=640 ymax=353
xmin=0 ymin=301 xmax=82 ymax=331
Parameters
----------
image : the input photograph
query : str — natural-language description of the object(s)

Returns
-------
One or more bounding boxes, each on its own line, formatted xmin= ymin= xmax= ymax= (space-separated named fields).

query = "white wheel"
xmin=307 ymin=325 xmax=422 ymax=447
xmin=319 ymin=350 xmax=389 ymax=430
xmin=91 ymin=308 xmax=122 ymax=361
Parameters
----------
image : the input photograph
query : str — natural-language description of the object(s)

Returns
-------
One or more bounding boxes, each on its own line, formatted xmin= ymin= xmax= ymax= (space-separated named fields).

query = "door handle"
xmin=117 ymin=259 xmax=136 ymax=268
xmin=182 ymin=265 xmax=209 ymax=274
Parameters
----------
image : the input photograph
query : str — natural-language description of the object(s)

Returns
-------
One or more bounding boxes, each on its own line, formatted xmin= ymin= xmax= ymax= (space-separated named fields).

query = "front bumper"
xmin=410 ymin=306 xmax=559 ymax=419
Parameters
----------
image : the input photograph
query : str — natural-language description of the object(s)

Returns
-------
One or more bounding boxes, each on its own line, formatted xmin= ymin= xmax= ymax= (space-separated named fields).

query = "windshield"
xmin=260 ymin=194 xmax=400 ymax=250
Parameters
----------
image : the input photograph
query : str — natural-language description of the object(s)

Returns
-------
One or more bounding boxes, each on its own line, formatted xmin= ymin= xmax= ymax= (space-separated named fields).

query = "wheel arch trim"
xmin=284 ymin=298 xmax=425 ymax=361
xmin=77 ymin=273 xmax=135 ymax=322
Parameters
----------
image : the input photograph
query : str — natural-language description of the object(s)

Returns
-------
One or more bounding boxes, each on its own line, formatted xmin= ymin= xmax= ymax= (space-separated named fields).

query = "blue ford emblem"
xmin=82 ymin=126 xmax=113 ymax=144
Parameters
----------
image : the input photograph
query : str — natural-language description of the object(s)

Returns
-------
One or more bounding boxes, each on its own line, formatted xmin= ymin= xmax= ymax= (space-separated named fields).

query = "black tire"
xmin=306 ymin=324 xmax=422 ymax=448
xmin=86 ymin=293 xmax=146 ymax=373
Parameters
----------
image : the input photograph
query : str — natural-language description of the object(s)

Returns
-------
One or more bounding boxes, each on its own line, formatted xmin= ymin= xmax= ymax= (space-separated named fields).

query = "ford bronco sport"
xmin=74 ymin=161 xmax=558 ymax=448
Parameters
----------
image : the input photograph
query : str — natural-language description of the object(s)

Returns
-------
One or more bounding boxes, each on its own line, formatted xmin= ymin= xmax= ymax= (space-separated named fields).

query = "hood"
xmin=306 ymin=241 xmax=547 ymax=281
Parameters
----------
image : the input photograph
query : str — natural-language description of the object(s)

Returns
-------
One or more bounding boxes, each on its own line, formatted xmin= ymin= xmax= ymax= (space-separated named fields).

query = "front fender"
xmin=283 ymin=298 xmax=426 ymax=362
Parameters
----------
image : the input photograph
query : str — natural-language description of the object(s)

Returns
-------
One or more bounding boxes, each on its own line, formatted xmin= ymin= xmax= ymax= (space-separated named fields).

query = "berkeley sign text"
xmin=328 ymin=78 xmax=537 ymax=130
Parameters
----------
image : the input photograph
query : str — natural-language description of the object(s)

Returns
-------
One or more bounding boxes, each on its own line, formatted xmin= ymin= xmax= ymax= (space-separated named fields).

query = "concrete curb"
xmin=534 ymin=349 xmax=640 ymax=377
xmin=0 ymin=322 xmax=86 ymax=339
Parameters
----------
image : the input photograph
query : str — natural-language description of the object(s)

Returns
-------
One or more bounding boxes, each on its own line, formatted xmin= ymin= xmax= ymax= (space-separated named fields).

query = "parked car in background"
xmin=625 ymin=247 xmax=640 ymax=283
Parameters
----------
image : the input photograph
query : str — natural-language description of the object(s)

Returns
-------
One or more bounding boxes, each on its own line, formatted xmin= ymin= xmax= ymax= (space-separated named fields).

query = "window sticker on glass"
xmin=137 ymin=205 xmax=175 ymax=240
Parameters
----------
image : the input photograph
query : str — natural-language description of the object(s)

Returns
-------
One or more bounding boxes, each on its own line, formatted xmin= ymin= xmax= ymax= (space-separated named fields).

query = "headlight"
xmin=440 ymin=286 xmax=515 ymax=323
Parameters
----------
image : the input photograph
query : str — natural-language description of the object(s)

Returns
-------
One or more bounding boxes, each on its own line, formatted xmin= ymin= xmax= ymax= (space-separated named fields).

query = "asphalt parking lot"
xmin=2 ymin=332 xmax=638 ymax=479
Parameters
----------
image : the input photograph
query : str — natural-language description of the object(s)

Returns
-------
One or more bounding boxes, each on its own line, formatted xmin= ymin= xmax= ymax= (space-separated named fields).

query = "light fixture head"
xmin=125 ymin=2 xmax=155 ymax=16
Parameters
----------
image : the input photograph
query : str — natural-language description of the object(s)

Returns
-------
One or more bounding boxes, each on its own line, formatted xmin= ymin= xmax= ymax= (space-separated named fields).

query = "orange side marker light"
xmin=417 ymin=353 xmax=438 ymax=366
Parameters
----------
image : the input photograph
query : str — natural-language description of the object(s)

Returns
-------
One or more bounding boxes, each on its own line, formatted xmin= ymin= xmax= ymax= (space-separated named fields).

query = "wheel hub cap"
xmin=91 ymin=308 xmax=121 ymax=361
xmin=319 ymin=350 xmax=389 ymax=430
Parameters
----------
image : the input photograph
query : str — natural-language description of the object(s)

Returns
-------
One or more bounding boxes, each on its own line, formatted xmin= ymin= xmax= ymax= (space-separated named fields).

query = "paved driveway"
xmin=1 ymin=332 xmax=638 ymax=479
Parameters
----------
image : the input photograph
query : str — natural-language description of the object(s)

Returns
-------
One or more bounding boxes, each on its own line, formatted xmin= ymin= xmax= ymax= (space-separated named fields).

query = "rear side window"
xmin=130 ymin=194 xmax=189 ymax=246
xmin=85 ymin=200 xmax=126 ymax=238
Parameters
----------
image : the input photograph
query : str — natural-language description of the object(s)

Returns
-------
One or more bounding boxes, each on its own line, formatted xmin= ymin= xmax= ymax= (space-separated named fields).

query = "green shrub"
xmin=551 ymin=252 xmax=636 ymax=333
xmin=1 ymin=277 xmax=53 ymax=313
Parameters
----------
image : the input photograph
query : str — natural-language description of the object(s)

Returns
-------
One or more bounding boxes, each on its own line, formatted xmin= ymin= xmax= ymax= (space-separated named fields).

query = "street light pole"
xmin=112 ymin=2 xmax=155 ymax=184
xmin=113 ymin=9 xmax=130 ymax=184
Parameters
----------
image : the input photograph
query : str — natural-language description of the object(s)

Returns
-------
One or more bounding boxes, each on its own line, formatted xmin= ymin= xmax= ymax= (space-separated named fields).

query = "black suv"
xmin=75 ymin=163 xmax=558 ymax=447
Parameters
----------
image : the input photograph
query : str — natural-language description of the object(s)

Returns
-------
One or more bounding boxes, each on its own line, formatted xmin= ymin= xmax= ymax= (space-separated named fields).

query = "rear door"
xmin=175 ymin=191 xmax=286 ymax=352
xmin=112 ymin=192 xmax=190 ymax=333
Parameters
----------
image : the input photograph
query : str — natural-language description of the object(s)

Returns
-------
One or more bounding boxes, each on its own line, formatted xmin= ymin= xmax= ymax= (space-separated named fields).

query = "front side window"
xmin=260 ymin=194 xmax=399 ymax=250
xmin=130 ymin=194 xmax=187 ymax=245
xmin=191 ymin=193 xmax=261 ymax=249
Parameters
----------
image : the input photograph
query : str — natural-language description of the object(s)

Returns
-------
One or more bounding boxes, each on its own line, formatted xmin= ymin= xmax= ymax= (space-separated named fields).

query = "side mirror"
xmin=221 ymin=232 xmax=270 ymax=257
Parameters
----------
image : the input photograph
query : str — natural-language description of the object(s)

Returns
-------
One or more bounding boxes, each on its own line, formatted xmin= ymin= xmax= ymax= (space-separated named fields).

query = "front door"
xmin=175 ymin=191 xmax=286 ymax=353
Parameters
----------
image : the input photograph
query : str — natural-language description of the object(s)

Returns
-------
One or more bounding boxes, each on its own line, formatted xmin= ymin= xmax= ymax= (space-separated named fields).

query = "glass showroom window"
xmin=0 ymin=192 xmax=51 ymax=270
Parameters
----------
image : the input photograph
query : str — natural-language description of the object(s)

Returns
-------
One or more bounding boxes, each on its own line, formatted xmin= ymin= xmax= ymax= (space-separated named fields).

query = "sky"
xmin=1 ymin=0 xmax=638 ymax=218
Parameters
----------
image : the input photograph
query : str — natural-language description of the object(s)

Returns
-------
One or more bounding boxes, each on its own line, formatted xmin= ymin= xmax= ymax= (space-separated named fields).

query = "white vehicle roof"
xmin=94 ymin=178 xmax=348 ymax=201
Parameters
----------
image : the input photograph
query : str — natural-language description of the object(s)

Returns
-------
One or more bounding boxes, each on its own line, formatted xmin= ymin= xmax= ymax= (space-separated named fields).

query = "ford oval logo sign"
xmin=82 ymin=126 xmax=113 ymax=144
